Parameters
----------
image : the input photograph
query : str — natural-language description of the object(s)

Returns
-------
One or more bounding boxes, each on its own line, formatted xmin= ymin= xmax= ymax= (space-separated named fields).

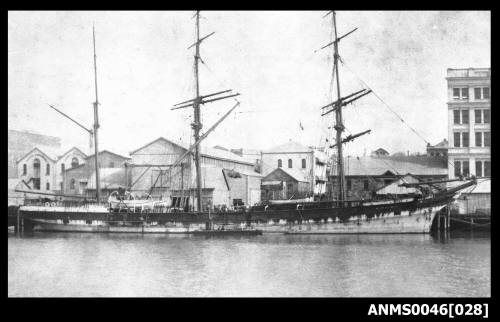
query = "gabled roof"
xmin=17 ymin=147 xmax=57 ymax=163
xmin=339 ymin=156 xmax=448 ymax=177
xmin=429 ymin=139 xmax=448 ymax=149
xmin=372 ymin=148 xmax=389 ymax=154
xmin=85 ymin=150 xmax=131 ymax=160
xmin=375 ymin=174 xmax=422 ymax=195
xmin=130 ymin=137 xmax=186 ymax=155
xmin=263 ymin=141 xmax=312 ymax=154
xmin=57 ymin=146 xmax=87 ymax=160
xmin=130 ymin=137 xmax=253 ymax=166
xmin=263 ymin=167 xmax=309 ymax=183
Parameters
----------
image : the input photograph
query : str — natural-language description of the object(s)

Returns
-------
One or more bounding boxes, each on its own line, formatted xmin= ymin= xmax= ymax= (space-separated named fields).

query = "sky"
xmin=8 ymin=11 xmax=490 ymax=158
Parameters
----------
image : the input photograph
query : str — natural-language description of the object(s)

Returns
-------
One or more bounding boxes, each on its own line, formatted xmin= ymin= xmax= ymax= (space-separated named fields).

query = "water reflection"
xmin=8 ymin=230 xmax=490 ymax=297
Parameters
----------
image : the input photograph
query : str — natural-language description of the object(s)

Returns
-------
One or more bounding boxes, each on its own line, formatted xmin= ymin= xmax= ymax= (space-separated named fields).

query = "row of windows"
xmin=278 ymin=159 xmax=307 ymax=169
xmin=452 ymin=87 xmax=490 ymax=100
xmin=454 ymin=160 xmax=490 ymax=177
xmin=21 ymin=157 xmax=80 ymax=176
xmin=453 ymin=109 xmax=490 ymax=125
xmin=453 ymin=131 xmax=490 ymax=148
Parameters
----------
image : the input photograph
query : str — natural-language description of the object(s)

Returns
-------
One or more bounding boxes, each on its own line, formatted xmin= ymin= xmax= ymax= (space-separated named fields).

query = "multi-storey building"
xmin=260 ymin=141 xmax=328 ymax=197
xmin=447 ymin=68 xmax=490 ymax=179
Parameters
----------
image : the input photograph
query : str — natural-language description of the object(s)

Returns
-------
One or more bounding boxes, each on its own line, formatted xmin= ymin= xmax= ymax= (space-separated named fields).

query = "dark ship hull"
xmin=18 ymin=181 xmax=472 ymax=234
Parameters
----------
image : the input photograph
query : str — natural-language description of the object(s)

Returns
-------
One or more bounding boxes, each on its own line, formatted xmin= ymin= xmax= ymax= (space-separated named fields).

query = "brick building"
xmin=328 ymin=156 xmax=448 ymax=200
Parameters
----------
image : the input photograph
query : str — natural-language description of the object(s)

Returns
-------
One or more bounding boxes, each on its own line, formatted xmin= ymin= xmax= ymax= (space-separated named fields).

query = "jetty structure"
xmin=15 ymin=11 xmax=476 ymax=234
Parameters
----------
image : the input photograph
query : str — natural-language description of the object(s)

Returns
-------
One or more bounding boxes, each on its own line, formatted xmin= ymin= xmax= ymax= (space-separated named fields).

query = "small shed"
xmin=261 ymin=167 xmax=311 ymax=200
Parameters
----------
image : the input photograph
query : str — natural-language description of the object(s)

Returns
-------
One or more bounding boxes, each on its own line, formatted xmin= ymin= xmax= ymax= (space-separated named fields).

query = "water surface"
xmin=8 ymin=230 xmax=490 ymax=297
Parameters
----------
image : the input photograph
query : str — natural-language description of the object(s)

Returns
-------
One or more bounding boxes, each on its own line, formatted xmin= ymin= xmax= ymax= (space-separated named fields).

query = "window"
xmin=61 ymin=163 xmax=65 ymax=173
xmin=60 ymin=182 xmax=63 ymax=191
xmin=461 ymin=88 xmax=468 ymax=100
xmin=461 ymin=110 xmax=469 ymax=124
xmin=462 ymin=132 xmax=469 ymax=147
xmin=70 ymin=179 xmax=76 ymax=190
xmin=277 ymin=159 xmax=282 ymax=168
xmin=454 ymin=110 xmax=461 ymax=124
xmin=476 ymin=161 xmax=483 ymax=177
xmin=475 ymin=110 xmax=482 ymax=123
xmin=453 ymin=88 xmax=469 ymax=100
xmin=484 ymin=110 xmax=490 ymax=123
xmin=347 ymin=179 xmax=352 ymax=190
xmin=474 ymin=88 xmax=482 ymax=100
xmin=109 ymin=162 xmax=115 ymax=167
xmin=453 ymin=132 xmax=461 ymax=147
xmin=288 ymin=159 xmax=292 ymax=168
xmin=364 ymin=180 xmax=369 ymax=190
xmin=484 ymin=161 xmax=491 ymax=177
xmin=301 ymin=159 xmax=306 ymax=168
xmin=71 ymin=157 xmax=79 ymax=168
xmin=463 ymin=161 xmax=470 ymax=177
xmin=46 ymin=182 xmax=50 ymax=190
xmin=475 ymin=132 xmax=482 ymax=147
xmin=484 ymin=132 xmax=490 ymax=147
xmin=454 ymin=161 xmax=461 ymax=177
xmin=46 ymin=164 xmax=50 ymax=175
xmin=22 ymin=164 xmax=27 ymax=175
xmin=454 ymin=110 xmax=469 ymax=124
xmin=483 ymin=87 xmax=490 ymax=99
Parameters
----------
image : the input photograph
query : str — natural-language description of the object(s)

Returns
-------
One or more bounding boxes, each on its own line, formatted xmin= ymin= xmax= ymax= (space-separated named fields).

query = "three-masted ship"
xmin=18 ymin=11 xmax=476 ymax=234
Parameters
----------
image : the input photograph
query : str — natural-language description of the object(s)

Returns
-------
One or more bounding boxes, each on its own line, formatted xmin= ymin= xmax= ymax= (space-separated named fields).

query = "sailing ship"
xmin=18 ymin=11 xmax=476 ymax=234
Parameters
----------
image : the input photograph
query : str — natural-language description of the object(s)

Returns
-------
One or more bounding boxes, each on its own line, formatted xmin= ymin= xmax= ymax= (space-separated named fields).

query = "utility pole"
xmin=92 ymin=24 xmax=101 ymax=203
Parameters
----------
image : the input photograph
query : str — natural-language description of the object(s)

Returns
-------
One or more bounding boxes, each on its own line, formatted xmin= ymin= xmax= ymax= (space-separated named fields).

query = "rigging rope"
xmin=338 ymin=57 xmax=472 ymax=178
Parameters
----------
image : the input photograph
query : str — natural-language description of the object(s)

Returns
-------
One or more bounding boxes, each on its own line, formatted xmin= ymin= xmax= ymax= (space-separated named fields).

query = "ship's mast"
xmin=171 ymin=11 xmax=240 ymax=212
xmin=331 ymin=12 xmax=346 ymax=204
xmin=193 ymin=11 xmax=203 ymax=212
xmin=317 ymin=11 xmax=372 ymax=206
xmin=92 ymin=24 xmax=101 ymax=203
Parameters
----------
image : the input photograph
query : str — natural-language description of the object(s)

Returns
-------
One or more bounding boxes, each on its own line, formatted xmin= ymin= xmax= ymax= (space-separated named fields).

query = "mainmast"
xmin=317 ymin=11 xmax=372 ymax=206
xmin=92 ymin=24 xmax=101 ymax=203
xmin=193 ymin=11 xmax=203 ymax=213
xmin=172 ymin=11 xmax=240 ymax=212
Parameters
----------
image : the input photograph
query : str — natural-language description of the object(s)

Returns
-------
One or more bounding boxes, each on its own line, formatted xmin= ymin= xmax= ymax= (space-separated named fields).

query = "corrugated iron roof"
xmin=342 ymin=156 xmax=448 ymax=176
xmin=130 ymin=137 xmax=253 ymax=166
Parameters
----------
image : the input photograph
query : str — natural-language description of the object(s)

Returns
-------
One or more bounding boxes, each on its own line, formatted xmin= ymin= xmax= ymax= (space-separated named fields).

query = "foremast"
xmin=92 ymin=24 xmax=101 ymax=203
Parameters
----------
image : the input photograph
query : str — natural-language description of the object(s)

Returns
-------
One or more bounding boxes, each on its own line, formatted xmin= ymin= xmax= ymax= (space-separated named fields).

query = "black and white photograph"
xmin=8 ymin=10 xmax=490 ymax=300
